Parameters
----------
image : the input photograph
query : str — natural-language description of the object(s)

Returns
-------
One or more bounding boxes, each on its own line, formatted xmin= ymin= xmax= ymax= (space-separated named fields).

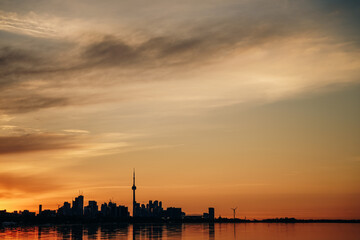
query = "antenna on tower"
xmin=133 ymin=168 xmax=135 ymax=185
xmin=231 ymin=207 xmax=237 ymax=220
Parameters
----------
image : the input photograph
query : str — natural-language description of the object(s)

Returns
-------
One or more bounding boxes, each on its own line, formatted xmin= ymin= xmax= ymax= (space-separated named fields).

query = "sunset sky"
xmin=0 ymin=0 xmax=359 ymax=219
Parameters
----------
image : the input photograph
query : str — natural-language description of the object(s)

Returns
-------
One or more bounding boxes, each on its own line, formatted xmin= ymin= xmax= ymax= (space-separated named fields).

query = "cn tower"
xmin=132 ymin=169 xmax=136 ymax=217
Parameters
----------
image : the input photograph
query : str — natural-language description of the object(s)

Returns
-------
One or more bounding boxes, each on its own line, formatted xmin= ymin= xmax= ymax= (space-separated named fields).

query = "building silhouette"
xmin=58 ymin=202 xmax=71 ymax=216
xmin=72 ymin=195 xmax=84 ymax=216
xmin=100 ymin=201 xmax=129 ymax=218
xmin=209 ymin=207 xmax=215 ymax=221
xmin=165 ymin=207 xmax=182 ymax=220
xmin=134 ymin=200 xmax=164 ymax=218
xmin=84 ymin=200 xmax=98 ymax=218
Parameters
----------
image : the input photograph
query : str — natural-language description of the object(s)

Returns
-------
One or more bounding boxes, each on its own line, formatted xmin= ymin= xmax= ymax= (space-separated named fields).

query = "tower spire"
xmin=132 ymin=168 xmax=137 ymax=217
xmin=133 ymin=168 xmax=135 ymax=186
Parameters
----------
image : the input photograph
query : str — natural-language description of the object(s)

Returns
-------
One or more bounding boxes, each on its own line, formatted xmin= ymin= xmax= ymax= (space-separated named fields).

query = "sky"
xmin=0 ymin=0 xmax=359 ymax=219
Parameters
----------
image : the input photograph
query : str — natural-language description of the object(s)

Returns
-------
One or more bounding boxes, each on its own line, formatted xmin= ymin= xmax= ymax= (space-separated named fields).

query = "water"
xmin=0 ymin=223 xmax=359 ymax=239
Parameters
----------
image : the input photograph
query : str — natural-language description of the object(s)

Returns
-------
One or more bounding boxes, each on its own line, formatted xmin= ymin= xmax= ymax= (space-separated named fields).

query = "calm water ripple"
xmin=0 ymin=223 xmax=359 ymax=239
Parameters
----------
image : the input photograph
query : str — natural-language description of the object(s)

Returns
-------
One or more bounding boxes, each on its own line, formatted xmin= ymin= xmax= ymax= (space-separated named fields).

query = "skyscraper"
xmin=132 ymin=169 xmax=136 ymax=217
xmin=209 ymin=207 xmax=215 ymax=221
xmin=72 ymin=195 xmax=84 ymax=216
xmin=84 ymin=201 xmax=98 ymax=218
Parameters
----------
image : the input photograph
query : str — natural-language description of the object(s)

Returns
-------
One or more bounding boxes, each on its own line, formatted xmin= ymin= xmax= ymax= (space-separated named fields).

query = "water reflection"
xmin=83 ymin=225 xmax=97 ymax=239
xmin=209 ymin=223 xmax=215 ymax=240
xmin=165 ymin=224 xmax=182 ymax=239
xmin=57 ymin=225 xmax=71 ymax=239
xmin=133 ymin=224 xmax=163 ymax=239
xmin=73 ymin=225 xmax=83 ymax=240
xmin=33 ymin=223 xmax=213 ymax=240
xmin=2 ymin=223 xmax=360 ymax=239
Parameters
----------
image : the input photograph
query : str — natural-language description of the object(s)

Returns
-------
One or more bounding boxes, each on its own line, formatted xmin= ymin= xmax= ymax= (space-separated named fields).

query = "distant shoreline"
xmin=1 ymin=218 xmax=359 ymax=227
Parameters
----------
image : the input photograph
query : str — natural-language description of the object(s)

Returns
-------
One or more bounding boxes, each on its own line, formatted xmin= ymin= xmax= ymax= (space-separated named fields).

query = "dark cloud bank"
xmin=0 ymin=133 xmax=79 ymax=155
xmin=0 ymin=0 xmax=359 ymax=114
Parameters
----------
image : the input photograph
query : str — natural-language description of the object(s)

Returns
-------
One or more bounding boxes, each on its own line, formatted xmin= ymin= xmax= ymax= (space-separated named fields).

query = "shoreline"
xmin=2 ymin=218 xmax=360 ymax=228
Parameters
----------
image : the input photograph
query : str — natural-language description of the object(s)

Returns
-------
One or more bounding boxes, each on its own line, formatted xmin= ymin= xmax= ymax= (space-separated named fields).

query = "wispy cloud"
xmin=0 ymin=10 xmax=58 ymax=38
xmin=63 ymin=129 xmax=90 ymax=134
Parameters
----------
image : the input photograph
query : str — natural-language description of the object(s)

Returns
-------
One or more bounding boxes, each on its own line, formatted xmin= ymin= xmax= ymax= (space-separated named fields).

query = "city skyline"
xmin=2 ymin=170 xmax=356 ymax=222
xmin=1 ymin=168 xmax=359 ymax=220
xmin=1 ymin=171 xmax=218 ymax=223
xmin=0 ymin=0 xmax=359 ymax=220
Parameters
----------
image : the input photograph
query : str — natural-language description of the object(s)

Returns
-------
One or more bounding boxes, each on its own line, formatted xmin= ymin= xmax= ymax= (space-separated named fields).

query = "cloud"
xmin=0 ymin=114 xmax=14 ymax=122
xmin=0 ymin=127 xmax=143 ymax=159
xmin=0 ymin=46 xmax=43 ymax=88
xmin=0 ymin=0 xmax=359 ymax=114
xmin=0 ymin=10 xmax=58 ymax=38
xmin=0 ymin=133 xmax=80 ymax=155
xmin=0 ymin=172 xmax=62 ymax=197
xmin=63 ymin=129 xmax=89 ymax=134
xmin=0 ymin=46 xmax=87 ymax=114
xmin=0 ymin=46 xmax=40 ymax=68
xmin=0 ymin=22 xmax=290 ymax=114
xmin=0 ymin=93 xmax=70 ymax=114
xmin=0 ymin=12 xmax=303 ymax=78
xmin=80 ymin=19 xmax=300 ymax=69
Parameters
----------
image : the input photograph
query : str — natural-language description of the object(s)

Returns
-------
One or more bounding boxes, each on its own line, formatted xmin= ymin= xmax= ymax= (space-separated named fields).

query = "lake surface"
xmin=0 ymin=223 xmax=359 ymax=239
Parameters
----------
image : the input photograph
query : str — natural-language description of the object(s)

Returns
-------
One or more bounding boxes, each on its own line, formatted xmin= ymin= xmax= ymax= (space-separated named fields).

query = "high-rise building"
xmin=84 ymin=201 xmax=98 ymax=218
xmin=100 ymin=201 xmax=129 ymax=218
xmin=101 ymin=202 xmax=108 ymax=216
xmin=58 ymin=201 xmax=71 ymax=216
xmin=72 ymin=195 xmax=84 ymax=216
xmin=209 ymin=207 xmax=215 ymax=221
xmin=38 ymin=205 xmax=42 ymax=215
xmin=118 ymin=205 xmax=129 ymax=218
xmin=108 ymin=201 xmax=117 ymax=217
